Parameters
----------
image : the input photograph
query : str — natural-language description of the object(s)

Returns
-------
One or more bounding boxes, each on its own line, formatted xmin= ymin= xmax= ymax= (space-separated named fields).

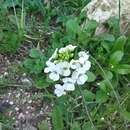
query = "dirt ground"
xmin=0 ymin=43 xmax=52 ymax=130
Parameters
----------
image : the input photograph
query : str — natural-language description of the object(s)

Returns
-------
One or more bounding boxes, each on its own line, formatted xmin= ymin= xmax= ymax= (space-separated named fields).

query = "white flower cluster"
xmin=44 ymin=45 xmax=91 ymax=97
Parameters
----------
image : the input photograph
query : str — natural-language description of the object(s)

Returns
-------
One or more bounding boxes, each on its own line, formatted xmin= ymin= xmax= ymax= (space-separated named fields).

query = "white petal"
xmin=54 ymin=84 xmax=66 ymax=97
xmin=66 ymin=45 xmax=77 ymax=51
xmin=78 ymin=51 xmax=89 ymax=60
xmin=83 ymin=61 xmax=91 ymax=71
xmin=54 ymin=89 xmax=66 ymax=97
xmin=49 ymin=48 xmax=58 ymax=60
xmin=62 ymin=61 xmax=70 ymax=68
xmin=70 ymin=60 xmax=81 ymax=69
xmin=77 ymin=74 xmax=88 ymax=85
xmin=55 ymin=64 xmax=62 ymax=74
xmin=62 ymin=77 xmax=75 ymax=83
xmin=57 ymin=61 xmax=70 ymax=70
xmin=63 ymin=83 xmax=75 ymax=91
xmin=79 ymin=57 xmax=86 ymax=64
xmin=44 ymin=67 xmax=50 ymax=73
xmin=59 ymin=45 xmax=77 ymax=53
xmin=46 ymin=60 xmax=53 ymax=66
xmin=59 ymin=48 xmax=66 ymax=53
xmin=72 ymin=70 xmax=79 ymax=80
xmin=62 ymin=69 xmax=71 ymax=77
xmin=77 ymin=67 xmax=86 ymax=74
xmin=78 ymin=51 xmax=86 ymax=57
xmin=49 ymin=72 xmax=60 ymax=81
xmin=55 ymin=84 xmax=63 ymax=90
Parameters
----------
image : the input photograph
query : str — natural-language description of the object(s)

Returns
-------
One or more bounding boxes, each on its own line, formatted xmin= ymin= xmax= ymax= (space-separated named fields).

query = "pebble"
xmin=21 ymin=78 xmax=32 ymax=86
xmin=8 ymin=93 xmax=11 ymax=96
xmin=18 ymin=113 xmax=25 ymax=119
xmin=9 ymin=101 xmax=14 ymax=105
xmin=27 ymin=106 xmax=31 ymax=109
xmin=16 ymin=93 xmax=21 ymax=98
xmin=40 ymin=110 xmax=44 ymax=115
xmin=101 ymin=117 xmax=105 ymax=121
xmin=28 ymin=100 xmax=32 ymax=104
xmin=15 ymin=107 xmax=20 ymax=111
xmin=22 ymin=73 xmax=26 ymax=77
xmin=25 ymin=111 xmax=29 ymax=114
xmin=6 ymin=100 xmax=9 ymax=103
xmin=4 ymin=72 xmax=8 ymax=76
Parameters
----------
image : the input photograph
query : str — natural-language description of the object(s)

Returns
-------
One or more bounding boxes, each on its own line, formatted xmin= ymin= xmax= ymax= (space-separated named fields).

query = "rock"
xmin=0 ymin=102 xmax=10 ymax=113
xmin=82 ymin=0 xmax=130 ymax=23
xmin=21 ymin=78 xmax=32 ymax=87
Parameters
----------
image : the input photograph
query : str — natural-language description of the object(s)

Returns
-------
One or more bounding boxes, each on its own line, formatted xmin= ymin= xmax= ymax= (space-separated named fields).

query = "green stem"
xmin=78 ymin=86 xmax=95 ymax=128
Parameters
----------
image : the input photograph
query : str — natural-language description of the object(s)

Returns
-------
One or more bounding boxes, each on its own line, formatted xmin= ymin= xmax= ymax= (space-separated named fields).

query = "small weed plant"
xmin=0 ymin=0 xmax=130 ymax=130
xmin=24 ymin=15 xmax=130 ymax=129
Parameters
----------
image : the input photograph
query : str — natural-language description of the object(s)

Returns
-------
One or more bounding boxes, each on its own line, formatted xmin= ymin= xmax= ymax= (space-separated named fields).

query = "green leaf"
xmin=29 ymin=49 xmax=42 ymax=58
xmin=86 ymin=71 xmax=96 ymax=82
xmin=112 ymin=36 xmax=126 ymax=52
xmin=66 ymin=19 xmax=80 ymax=34
xmin=102 ymin=33 xmax=115 ymax=42
xmin=23 ymin=58 xmax=34 ymax=70
xmin=52 ymin=106 xmax=64 ymax=130
xmin=23 ymin=59 xmax=43 ymax=74
xmin=99 ymin=80 xmax=111 ymax=93
xmin=38 ymin=121 xmax=49 ymax=130
xmin=32 ymin=59 xmax=43 ymax=74
xmin=101 ymin=41 xmax=111 ymax=52
xmin=107 ymin=17 xmax=119 ymax=30
xmin=82 ymin=122 xmax=97 ymax=130
xmin=116 ymin=64 xmax=130 ymax=75
xmin=83 ymin=90 xmax=95 ymax=101
xmin=101 ymin=70 xmax=113 ymax=80
xmin=71 ymin=122 xmax=81 ymax=130
xmin=120 ymin=110 xmax=130 ymax=121
xmin=34 ymin=78 xmax=50 ymax=89
xmin=4 ymin=0 xmax=20 ymax=8
xmin=109 ymin=51 xmax=124 ymax=65
xmin=85 ymin=20 xmax=98 ymax=32
xmin=96 ymin=90 xmax=108 ymax=103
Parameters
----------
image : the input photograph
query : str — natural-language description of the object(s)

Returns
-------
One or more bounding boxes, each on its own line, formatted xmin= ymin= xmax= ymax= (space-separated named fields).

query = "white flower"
xmin=44 ymin=45 xmax=92 ymax=96
xmin=77 ymin=74 xmax=88 ymax=85
xmin=65 ymin=45 xmax=77 ymax=52
xmin=78 ymin=51 xmax=90 ymax=65
xmin=59 ymin=47 xmax=66 ymax=53
xmin=44 ymin=61 xmax=61 ymax=81
xmin=63 ymin=83 xmax=75 ymax=91
xmin=49 ymin=48 xmax=58 ymax=61
xmin=70 ymin=59 xmax=81 ymax=69
xmin=62 ymin=77 xmax=75 ymax=83
xmin=78 ymin=51 xmax=89 ymax=64
xmin=79 ymin=57 xmax=86 ymax=64
xmin=83 ymin=60 xmax=91 ymax=71
xmin=44 ymin=61 xmax=55 ymax=73
xmin=44 ymin=67 xmax=50 ymax=73
xmin=72 ymin=70 xmax=80 ymax=80
xmin=78 ymin=51 xmax=89 ymax=58
xmin=49 ymin=72 xmax=60 ymax=81
xmin=54 ymin=84 xmax=66 ymax=97
xmin=59 ymin=45 xmax=77 ymax=53
xmin=62 ymin=77 xmax=76 ymax=91
xmin=57 ymin=61 xmax=71 ymax=76
xmin=72 ymin=70 xmax=88 ymax=85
